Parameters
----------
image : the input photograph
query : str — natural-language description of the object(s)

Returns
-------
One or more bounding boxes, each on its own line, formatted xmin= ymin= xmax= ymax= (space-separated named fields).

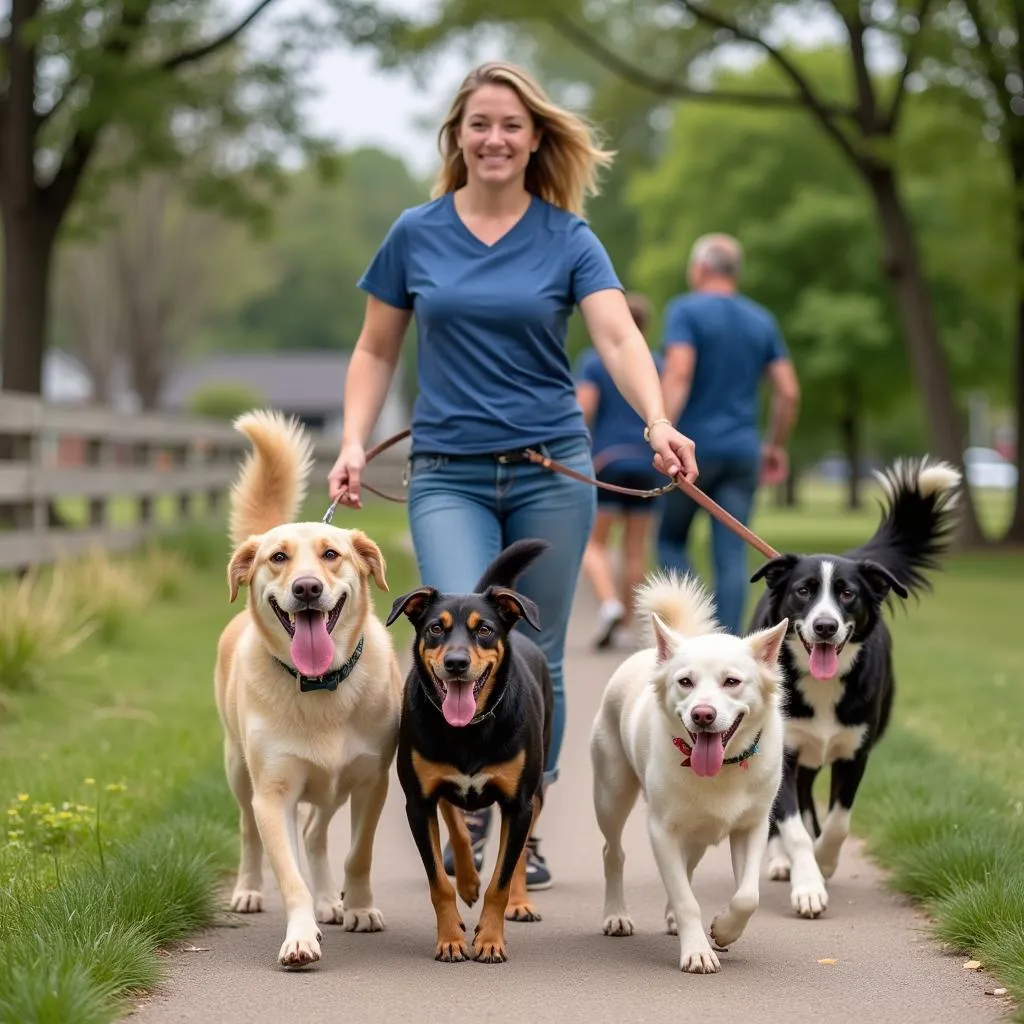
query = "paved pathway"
xmin=128 ymin=583 xmax=1009 ymax=1024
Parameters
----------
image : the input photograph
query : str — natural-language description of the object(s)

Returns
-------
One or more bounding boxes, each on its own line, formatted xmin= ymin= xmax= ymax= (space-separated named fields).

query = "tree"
xmin=336 ymin=0 xmax=1000 ymax=544
xmin=0 ymin=0 xmax=337 ymax=401
xmin=926 ymin=1 xmax=1024 ymax=539
xmin=202 ymin=147 xmax=428 ymax=353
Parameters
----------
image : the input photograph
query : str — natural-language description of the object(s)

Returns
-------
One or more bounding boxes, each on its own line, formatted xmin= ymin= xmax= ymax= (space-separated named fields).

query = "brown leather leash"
xmin=327 ymin=427 xmax=781 ymax=561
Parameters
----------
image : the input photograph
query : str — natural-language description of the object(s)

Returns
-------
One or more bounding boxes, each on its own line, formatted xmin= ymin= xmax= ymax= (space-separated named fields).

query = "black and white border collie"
xmin=747 ymin=457 xmax=961 ymax=918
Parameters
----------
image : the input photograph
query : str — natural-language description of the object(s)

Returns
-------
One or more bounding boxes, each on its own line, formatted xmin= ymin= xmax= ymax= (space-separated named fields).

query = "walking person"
xmin=575 ymin=293 xmax=664 ymax=649
xmin=326 ymin=61 xmax=698 ymax=890
xmin=657 ymin=233 xmax=800 ymax=635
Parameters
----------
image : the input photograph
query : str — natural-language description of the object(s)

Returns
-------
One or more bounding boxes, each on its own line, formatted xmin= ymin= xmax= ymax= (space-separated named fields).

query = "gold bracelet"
xmin=643 ymin=417 xmax=673 ymax=444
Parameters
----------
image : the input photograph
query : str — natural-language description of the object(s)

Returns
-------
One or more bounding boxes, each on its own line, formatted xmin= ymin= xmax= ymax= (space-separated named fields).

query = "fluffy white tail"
xmin=633 ymin=569 xmax=720 ymax=648
xmin=228 ymin=409 xmax=315 ymax=545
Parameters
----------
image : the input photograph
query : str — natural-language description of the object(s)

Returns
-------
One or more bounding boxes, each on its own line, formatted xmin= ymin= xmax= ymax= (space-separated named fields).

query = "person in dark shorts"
xmin=575 ymin=294 xmax=665 ymax=649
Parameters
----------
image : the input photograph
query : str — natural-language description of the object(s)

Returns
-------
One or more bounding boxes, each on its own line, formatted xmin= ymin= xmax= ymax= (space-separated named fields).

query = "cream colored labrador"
xmin=215 ymin=409 xmax=402 ymax=968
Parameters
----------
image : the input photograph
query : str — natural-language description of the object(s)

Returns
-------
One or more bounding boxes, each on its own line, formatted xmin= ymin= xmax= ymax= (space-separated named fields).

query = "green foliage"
xmin=185 ymin=381 xmax=268 ymax=421
xmin=197 ymin=147 xmax=428 ymax=353
xmin=627 ymin=48 xmax=1013 ymax=461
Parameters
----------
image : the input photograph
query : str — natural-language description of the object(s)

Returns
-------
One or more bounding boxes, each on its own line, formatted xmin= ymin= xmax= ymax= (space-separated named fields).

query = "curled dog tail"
xmin=850 ymin=456 xmax=962 ymax=596
xmin=633 ymin=569 xmax=720 ymax=647
xmin=474 ymin=539 xmax=550 ymax=592
xmin=228 ymin=409 xmax=315 ymax=545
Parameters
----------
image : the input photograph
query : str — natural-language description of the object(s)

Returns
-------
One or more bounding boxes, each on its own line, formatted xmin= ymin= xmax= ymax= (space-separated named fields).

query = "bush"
xmin=186 ymin=382 xmax=266 ymax=422
xmin=0 ymin=567 xmax=95 ymax=696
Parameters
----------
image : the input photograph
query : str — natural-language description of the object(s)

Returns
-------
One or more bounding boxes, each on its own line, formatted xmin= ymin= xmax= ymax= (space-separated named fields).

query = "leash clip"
xmin=322 ymin=500 xmax=338 ymax=525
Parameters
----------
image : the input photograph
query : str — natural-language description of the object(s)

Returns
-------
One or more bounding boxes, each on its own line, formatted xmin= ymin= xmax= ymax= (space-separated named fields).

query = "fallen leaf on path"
xmin=817 ymin=958 xmax=838 ymax=965
xmin=963 ymin=960 xmax=983 ymax=970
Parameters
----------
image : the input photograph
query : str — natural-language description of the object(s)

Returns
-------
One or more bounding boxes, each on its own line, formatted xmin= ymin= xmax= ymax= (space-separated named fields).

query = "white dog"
xmin=590 ymin=571 xmax=788 ymax=973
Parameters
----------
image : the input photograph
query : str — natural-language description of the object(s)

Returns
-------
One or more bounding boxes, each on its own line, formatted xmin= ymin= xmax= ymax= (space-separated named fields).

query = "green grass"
xmin=0 ymin=495 xmax=418 ymax=1024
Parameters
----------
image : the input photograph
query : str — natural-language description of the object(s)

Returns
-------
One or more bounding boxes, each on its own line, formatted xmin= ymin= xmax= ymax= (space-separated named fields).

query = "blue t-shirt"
xmin=663 ymin=292 xmax=788 ymax=459
xmin=358 ymin=192 xmax=623 ymax=455
xmin=575 ymin=347 xmax=664 ymax=472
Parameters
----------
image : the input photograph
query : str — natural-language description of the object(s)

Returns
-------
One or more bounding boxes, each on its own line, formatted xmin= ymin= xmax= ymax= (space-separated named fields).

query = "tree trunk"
xmin=1002 ymin=150 xmax=1024 ymax=546
xmin=865 ymin=165 xmax=988 ymax=547
xmin=1 ymin=206 xmax=56 ymax=395
xmin=840 ymin=381 xmax=862 ymax=511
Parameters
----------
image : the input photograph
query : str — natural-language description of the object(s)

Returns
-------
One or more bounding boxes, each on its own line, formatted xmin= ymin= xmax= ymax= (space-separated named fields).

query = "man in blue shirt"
xmin=658 ymin=233 xmax=800 ymax=634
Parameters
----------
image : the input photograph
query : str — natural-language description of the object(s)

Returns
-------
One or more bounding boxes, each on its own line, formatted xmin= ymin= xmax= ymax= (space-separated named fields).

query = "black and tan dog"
xmin=386 ymin=539 xmax=553 ymax=964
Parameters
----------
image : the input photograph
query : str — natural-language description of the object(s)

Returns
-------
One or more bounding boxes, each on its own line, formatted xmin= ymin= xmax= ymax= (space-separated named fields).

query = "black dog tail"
xmin=847 ymin=456 xmax=962 ymax=596
xmin=474 ymin=539 xmax=549 ymax=592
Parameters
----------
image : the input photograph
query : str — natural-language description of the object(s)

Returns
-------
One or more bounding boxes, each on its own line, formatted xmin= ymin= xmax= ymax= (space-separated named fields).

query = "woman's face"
xmin=456 ymin=83 xmax=541 ymax=191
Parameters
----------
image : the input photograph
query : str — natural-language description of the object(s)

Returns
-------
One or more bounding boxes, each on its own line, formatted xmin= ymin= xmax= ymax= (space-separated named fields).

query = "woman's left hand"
xmin=648 ymin=421 xmax=699 ymax=484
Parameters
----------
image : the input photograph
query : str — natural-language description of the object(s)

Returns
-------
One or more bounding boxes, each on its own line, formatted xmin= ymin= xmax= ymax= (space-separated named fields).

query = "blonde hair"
xmin=431 ymin=61 xmax=615 ymax=217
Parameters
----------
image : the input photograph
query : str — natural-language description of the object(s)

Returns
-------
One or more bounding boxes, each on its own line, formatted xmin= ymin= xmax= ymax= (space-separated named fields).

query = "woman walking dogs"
xmin=327 ymin=60 xmax=698 ymax=894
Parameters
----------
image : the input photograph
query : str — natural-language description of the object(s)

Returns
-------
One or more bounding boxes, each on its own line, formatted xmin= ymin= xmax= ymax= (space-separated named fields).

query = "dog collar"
xmin=672 ymin=730 xmax=762 ymax=771
xmin=276 ymin=634 xmax=364 ymax=693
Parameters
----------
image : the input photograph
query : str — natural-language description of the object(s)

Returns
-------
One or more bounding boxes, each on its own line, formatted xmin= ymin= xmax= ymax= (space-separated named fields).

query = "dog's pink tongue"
xmin=809 ymin=643 xmax=839 ymax=680
xmin=291 ymin=610 xmax=334 ymax=677
xmin=691 ymin=732 xmax=725 ymax=777
xmin=442 ymin=681 xmax=477 ymax=727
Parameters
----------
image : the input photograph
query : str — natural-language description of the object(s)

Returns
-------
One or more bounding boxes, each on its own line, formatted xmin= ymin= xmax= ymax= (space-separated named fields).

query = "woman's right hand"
xmin=327 ymin=441 xmax=367 ymax=509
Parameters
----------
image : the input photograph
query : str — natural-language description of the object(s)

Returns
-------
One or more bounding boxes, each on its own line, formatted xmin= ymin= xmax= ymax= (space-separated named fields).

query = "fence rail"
xmin=0 ymin=392 xmax=409 ymax=573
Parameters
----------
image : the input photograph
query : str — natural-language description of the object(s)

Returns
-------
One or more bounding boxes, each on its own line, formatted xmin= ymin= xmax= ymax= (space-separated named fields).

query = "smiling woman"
xmin=325 ymin=59 xmax=700 ymax=893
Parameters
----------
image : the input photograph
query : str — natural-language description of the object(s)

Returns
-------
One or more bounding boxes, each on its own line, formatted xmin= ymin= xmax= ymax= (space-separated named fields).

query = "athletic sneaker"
xmin=594 ymin=599 xmax=625 ymax=649
xmin=525 ymin=835 xmax=552 ymax=890
xmin=443 ymin=806 xmax=490 ymax=875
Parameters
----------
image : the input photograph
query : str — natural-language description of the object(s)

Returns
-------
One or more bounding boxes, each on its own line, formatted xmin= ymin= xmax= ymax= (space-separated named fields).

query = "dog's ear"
xmin=350 ymin=530 xmax=389 ymax=592
xmin=486 ymin=586 xmax=541 ymax=631
xmin=750 ymin=553 xmax=799 ymax=590
xmin=746 ymin=618 xmax=789 ymax=668
xmin=857 ymin=560 xmax=909 ymax=601
xmin=227 ymin=537 xmax=260 ymax=603
xmin=650 ymin=612 xmax=680 ymax=665
xmin=385 ymin=586 xmax=437 ymax=627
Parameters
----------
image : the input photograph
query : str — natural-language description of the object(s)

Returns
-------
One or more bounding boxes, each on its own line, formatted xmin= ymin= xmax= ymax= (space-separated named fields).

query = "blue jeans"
xmin=656 ymin=454 xmax=760 ymax=635
xmin=407 ymin=435 xmax=596 ymax=786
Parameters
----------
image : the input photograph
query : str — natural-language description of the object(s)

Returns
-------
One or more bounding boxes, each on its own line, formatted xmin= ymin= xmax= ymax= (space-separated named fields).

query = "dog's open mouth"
xmin=686 ymin=713 xmax=744 ymax=779
xmin=432 ymin=665 xmax=491 ymax=729
xmin=799 ymin=635 xmax=847 ymax=681
xmin=269 ymin=595 xmax=345 ymax=679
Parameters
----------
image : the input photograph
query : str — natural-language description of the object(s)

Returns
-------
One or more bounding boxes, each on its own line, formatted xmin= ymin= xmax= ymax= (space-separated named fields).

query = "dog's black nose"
xmin=443 ymin=650 xmax=471 ymax=676
xmin=691 ymin=704 xmax=717 ymax=728
xmin=291 ymin=576 xmax=323 ymax=603
xmin=813 ymin=619 xmax=839 ymax=639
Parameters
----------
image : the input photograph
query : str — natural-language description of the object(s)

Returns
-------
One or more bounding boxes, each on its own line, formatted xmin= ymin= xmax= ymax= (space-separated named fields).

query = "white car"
xmin=963 ymin=447 xmax=1018 ymax=490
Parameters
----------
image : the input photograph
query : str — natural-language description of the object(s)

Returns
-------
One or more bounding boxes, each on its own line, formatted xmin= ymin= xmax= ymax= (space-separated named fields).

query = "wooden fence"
xmin=0 ymin=392 xmax=409 ymax=573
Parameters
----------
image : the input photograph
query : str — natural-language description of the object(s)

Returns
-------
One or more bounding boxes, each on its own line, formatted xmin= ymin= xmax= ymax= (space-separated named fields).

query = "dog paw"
xmin=768 ymin=859 xmax=791 ymax=881
xmin=343 ymin=907 xmax=385 ymax=932
xmin=709 ymin=911 xmax=746 ymax=950
xmin=505 ymin=899 xmax=541 ymax=923
xmin=602 ymin=914 xmax=635 ymax=937
xmin=665 ymin=909 xmax=678 ymax=935
xmin=456 ymin=874 xmax=480 ymax=907
xmin=435 ymin=937 xmax=471 ymax=962
xmin=791 ymin=881 xmax=828 ymax=918
xmin=278 ymin=928 xmax=322 ymax=968
xmin=473 ymin=937 xmax=509 ymax=963
xmin=680 ymin=943 xmax=721 ymax=974
xmin=814 ymin=843 xmax=840 ymax=880
xmin=314 ymin=894 xmax=345 ymax=924
xmin=230 ymin=888 xmax=263 ymax=913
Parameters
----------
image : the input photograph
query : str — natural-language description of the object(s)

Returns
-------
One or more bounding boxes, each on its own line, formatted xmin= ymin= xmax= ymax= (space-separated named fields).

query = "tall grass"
xmin=0 ymin=567 xmax=95 ymax=696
